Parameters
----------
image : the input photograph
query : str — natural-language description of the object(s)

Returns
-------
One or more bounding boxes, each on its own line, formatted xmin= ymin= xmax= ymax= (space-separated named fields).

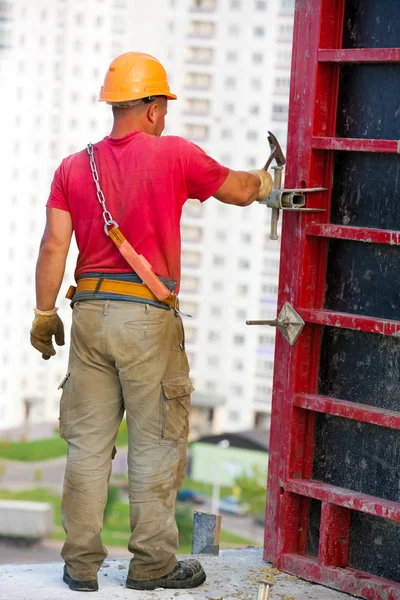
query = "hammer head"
xmin=264 ymin=130 xmax=286 ymax=170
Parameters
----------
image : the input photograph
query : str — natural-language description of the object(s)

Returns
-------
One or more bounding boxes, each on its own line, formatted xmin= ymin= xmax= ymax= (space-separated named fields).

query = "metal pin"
xmin=257 ymin=580 xmax=272 ymax=600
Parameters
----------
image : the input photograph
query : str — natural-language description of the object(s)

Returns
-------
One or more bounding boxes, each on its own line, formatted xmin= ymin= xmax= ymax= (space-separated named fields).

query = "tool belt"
xmin=66 ymin=277 xmax=179 ymax=311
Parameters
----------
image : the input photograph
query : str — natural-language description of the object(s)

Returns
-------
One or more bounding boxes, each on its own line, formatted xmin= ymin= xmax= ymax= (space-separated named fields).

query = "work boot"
xmin=63 ymin=564 xmax=99 ymax=592
xmin=126 ymin=559 xmax=206 ymax=590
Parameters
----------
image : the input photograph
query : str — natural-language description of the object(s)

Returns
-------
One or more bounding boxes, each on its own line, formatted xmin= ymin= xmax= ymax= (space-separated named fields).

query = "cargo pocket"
xmin=58 ymin=373 xmax=70 ymax=440
xmin=160 ymin=375 xmax=194 ymax=445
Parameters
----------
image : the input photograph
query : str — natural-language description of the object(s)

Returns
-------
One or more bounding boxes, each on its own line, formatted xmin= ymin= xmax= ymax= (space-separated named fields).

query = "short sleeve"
xmin=184 ymin=140 xmax=229 ymax=202
xmin=46 ymin=161 xmax=70 ymax=212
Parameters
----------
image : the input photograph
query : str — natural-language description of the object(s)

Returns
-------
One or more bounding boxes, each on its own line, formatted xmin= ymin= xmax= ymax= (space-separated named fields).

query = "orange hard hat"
xmin=99 ymin=52 xmax=177 ymax=103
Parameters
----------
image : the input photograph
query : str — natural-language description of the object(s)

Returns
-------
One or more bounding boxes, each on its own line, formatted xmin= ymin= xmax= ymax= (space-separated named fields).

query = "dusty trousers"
xmin=58 ymin=300 xmax=193 ymax=581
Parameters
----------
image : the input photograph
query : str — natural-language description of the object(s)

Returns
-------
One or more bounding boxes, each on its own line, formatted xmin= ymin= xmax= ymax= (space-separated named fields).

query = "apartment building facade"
xmin=0 ymin=0 xmax=294 ymax=435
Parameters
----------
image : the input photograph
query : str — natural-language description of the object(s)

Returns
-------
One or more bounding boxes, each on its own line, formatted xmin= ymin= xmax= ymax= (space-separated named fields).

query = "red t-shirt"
xmin=46 ymin=131 xmax=229 ymax=293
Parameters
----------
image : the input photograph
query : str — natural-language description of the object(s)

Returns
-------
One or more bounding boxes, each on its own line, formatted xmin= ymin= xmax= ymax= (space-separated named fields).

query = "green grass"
xmin=0 ymin=488 xmax=257 ymax=549
xmin=0 ymin=421 xmax=129 ymax=462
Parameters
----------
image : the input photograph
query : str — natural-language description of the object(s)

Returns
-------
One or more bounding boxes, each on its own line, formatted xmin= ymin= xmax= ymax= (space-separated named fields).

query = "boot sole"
xmin=63 ymin=571 xmax=99 ymax=592
xmin=126 ymin=571 xmax=206 ymax=590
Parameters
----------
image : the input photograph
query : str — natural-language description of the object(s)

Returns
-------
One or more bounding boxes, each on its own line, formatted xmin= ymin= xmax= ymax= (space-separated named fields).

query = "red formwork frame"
xmin=264 ymin=1 xmax=400 ymax=599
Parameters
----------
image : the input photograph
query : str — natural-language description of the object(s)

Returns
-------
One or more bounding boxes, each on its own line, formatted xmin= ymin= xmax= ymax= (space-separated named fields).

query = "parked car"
xmin=219 ymin=496 xmax=249 ymax=516
xmin=177 ymin=489 xmax=206 ymax=505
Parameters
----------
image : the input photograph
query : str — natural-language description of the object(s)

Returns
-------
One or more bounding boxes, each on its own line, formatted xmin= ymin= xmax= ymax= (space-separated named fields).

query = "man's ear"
xmin=146 ymin=102 xmax=158 ymax=124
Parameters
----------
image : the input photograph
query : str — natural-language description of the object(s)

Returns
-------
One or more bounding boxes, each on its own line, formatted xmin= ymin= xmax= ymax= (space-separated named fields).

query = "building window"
xmin=182 ymin=250 xmax=201 ymax=267
xmin=277 ymin=49 xmax=292 ymax=67
xmin=238 ymin=258 xmax=250 ymax=269
xmin=212 ymin=280 xmax=224 ymax=291
xmin=262 ymin=282 xmax=278 ymax=294
xmin=185 ymin=72 xmax=212 ymax=90
xmin=181 ymin=226 xmax=203 ymax=242
xmin=228 ymin=25 xmax=239 ymax=35
xmin=181 ymin=276 xmax=200 ymax=292
xmin=221 ymin=128 xmax=232 ymax=139
xmin=257 ymin=358 xmax=274 ymax=373
xmin=208 ymin=356 xmax=219 ymax=366
xmin=226 ymin=51 xmax=238 ymax=62
xmin=185 ymin=327 xmax=196 ymax=342
xmin=190 ymin=0 xmax=217 ymax=11
xmin=225 ymin=77 xmax=236 ymax=89
xmin=275 ymin=76 xmax=291 ymax=93
xmin=188 ymin=20 xmax=216 ymax=38
xmin=220 ymin=154 xmax=232 ymax=165
xmin=216 ymin=230 xmax=226 ymax=241
xmin=229 ymin=410 xmax=240 ymax=422
xmin=210 ymin=305 xmax=222 ymax=317
xmin=281 ymin=0 xmax=295 ymax=8
xmin=208 ymin=331 xmax=221 ymax=342
xmin=184 ymin=98 xmax=210 ymax=115
xmin=186 ymin=46 xmax=214 ymax=64
xmin=247 ymin=130 xmax=258 ymax=141
xmin=272 ymin=103 xmax=289 ymax=121
xmin=234 ymin=335 xmax=245 ymax=345
xmin=258 ymin=334 xmax=275 ymax=346
xmin=184 ymin=123 xmax=209 ymax=141
xmin=251 ymin=78 xmax=262 ymax=90
xmin=256 ymin=0 xmax=267 ymax=8
xmin=238 ymin=284 xmax=248 ymax=296
xmin=279 ymin=23 xmax=293 ymax=40
xmin=230 ymin=0 xmax=241 ymax=8
xmin=180 ymin=301 xmax=198 ymax=316
xmin=213 ymin=255 xmax=225 ymax=266
xmin=233 ymin=359 xmax=244 ymax=370
xmin=254 ymin=26 xmax=265 ymax=37
xmin=231 ymin=385 xmax=243 ymax=396
xmin=252 ymin=52 xmax=263 ymax=63
xmin=183 ymin=200 xmax=203 ymax=218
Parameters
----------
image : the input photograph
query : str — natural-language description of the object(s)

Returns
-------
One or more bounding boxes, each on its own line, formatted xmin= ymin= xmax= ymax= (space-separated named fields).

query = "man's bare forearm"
xmin=35 ymin=242 xmax=68 ymax=311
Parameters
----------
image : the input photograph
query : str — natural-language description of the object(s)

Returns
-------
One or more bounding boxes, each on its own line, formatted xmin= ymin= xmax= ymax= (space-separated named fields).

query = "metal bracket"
xmin=246 ymin=301 xmax=305 ymax=346
xmin=259 ymin=187 xmax=327 ymax=210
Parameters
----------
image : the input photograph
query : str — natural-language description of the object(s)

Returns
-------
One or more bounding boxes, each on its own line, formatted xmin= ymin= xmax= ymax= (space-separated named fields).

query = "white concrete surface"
xmin=0 ymin=500 xmax=52 ymax=540
xmin=0 ymin=548 xmax=353 ymax=600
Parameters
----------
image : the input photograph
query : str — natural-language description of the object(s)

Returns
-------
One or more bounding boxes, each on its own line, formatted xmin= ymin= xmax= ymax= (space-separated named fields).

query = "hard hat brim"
xmin=99 ymin=89 xmax=177 ymax=102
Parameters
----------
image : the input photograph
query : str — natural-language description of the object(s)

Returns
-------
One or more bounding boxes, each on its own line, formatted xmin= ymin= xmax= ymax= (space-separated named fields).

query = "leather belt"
xmin=66 ymin=278 xmax=178 ymax=310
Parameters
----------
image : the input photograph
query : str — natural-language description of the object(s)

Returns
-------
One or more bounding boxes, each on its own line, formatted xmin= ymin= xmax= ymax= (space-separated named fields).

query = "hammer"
xmin=263 ymin=131 xmax=286 ymax=240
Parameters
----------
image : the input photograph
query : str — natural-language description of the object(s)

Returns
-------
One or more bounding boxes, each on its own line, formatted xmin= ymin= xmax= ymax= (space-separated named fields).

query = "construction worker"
xmin=30 ymin=52 xmax=272 ymax=592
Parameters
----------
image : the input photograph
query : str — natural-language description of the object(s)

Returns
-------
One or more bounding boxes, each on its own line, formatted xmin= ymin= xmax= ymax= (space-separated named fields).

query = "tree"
xmin=235 ymin=465 xmax=267 ymax=516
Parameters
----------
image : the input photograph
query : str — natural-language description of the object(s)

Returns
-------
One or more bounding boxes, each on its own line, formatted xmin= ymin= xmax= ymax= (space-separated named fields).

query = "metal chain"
xmin=87 ymin=142 xmax=119 ymax=236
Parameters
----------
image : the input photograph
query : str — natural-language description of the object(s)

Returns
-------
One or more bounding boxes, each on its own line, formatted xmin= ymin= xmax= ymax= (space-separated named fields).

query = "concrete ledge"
xmin=0 ymin=548 xmax=353 ymax=599
xmin=0 ymin=500 xmax=53 ymax=540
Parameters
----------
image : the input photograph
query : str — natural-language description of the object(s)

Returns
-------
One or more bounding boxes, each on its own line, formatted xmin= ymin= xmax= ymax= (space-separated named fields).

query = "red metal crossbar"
xmin=311 ymin=137 xmax=400 ymax=153
xmin=285 ymin=479 xmax=400 ymax=522
xmin=294 ymin=394 xmax=400 ymax=430
xmin=299 ymin=308 xmax=400 ymax=336
xmin=318 ymin=48 xmax=400 ymax=63
xmin=278 ymin=554 xmax=400 ymax=600
xmin=305 ymin=224 xmax=400 ymax=245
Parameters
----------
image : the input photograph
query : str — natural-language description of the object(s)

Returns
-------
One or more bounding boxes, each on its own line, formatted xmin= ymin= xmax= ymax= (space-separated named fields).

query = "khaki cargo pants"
xmin=58 ymin=299 xmax=193 ymax=581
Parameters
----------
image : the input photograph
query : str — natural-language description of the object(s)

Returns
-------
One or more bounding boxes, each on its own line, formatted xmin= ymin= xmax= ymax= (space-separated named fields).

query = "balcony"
xmin=189 ymin=0 xmax=216 ymax=12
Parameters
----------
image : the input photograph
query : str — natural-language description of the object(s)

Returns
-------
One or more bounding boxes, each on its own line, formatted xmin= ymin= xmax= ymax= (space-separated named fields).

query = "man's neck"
xmin=109 ymin=122 xmax=146 ymax=139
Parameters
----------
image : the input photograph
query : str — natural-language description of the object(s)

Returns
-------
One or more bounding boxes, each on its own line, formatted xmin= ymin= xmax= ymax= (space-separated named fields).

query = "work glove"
xmin=249 ymin=170 xmax=273 ymax=200
xmin=30 ymin=307 xmax=65 ymax=360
